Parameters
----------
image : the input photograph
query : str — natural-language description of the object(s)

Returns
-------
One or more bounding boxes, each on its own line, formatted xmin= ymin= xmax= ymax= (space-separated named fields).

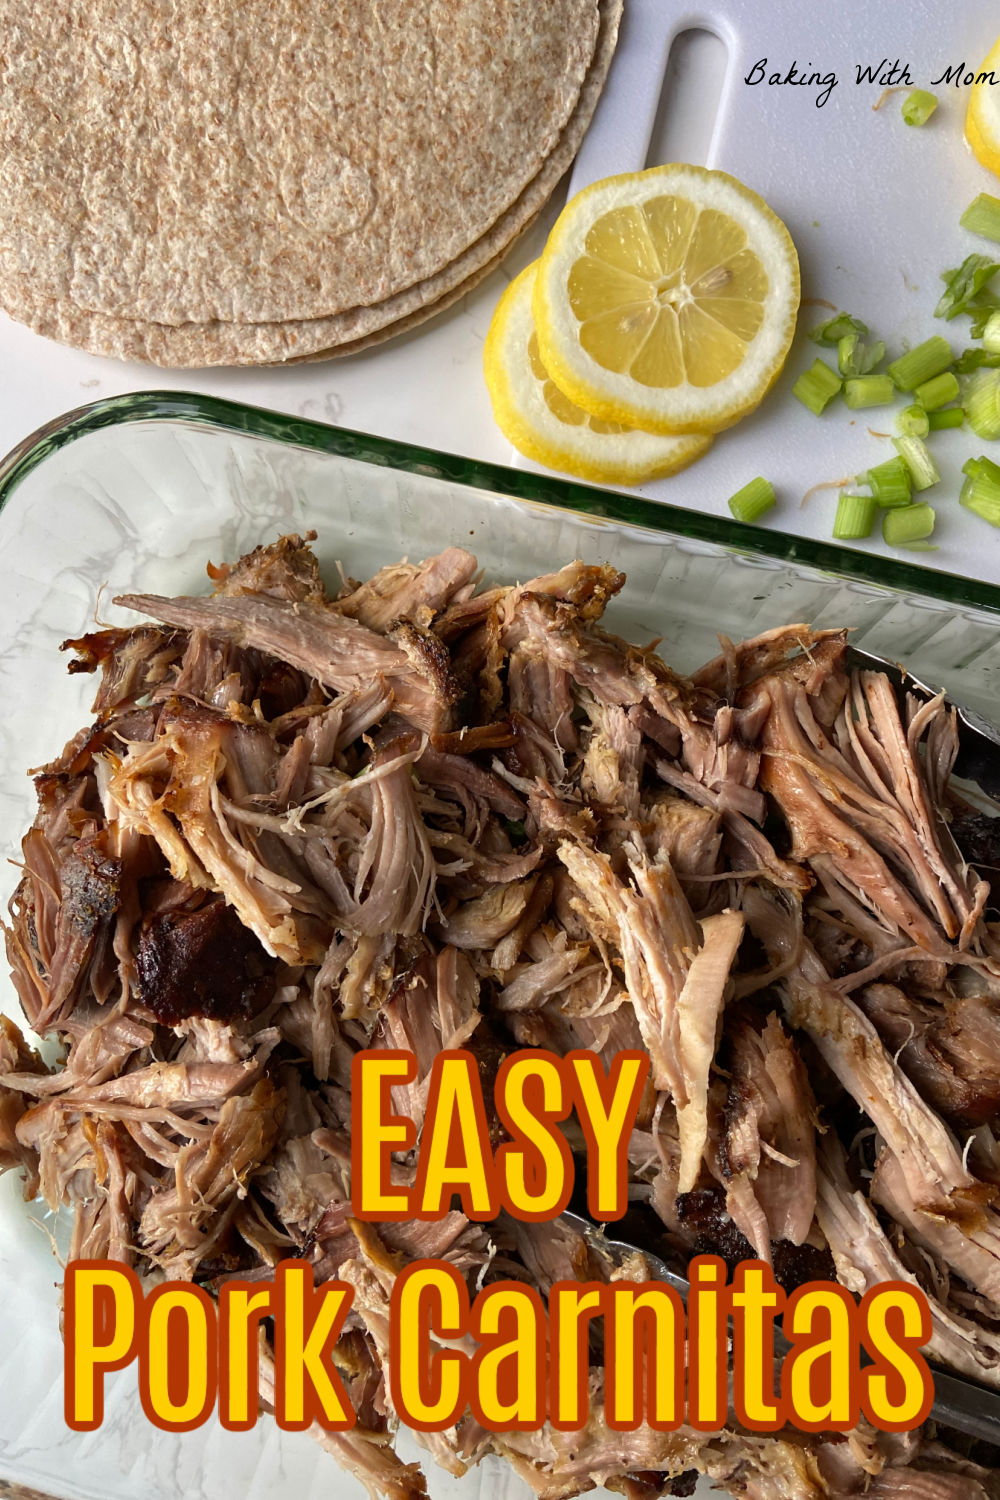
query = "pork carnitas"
xmin=4 ymin=531 xmax=1000 ymax=1499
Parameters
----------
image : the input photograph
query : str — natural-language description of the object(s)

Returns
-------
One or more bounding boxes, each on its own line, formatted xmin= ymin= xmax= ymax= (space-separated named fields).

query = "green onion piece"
xmin=867 ymin=456 xmax=913 ymax=507
xmin=960 ymin=472 xmax=1000 ymax=527
xmin=970 ymin=298 xmax=1000 ymax=338
xmin=982 ymin=310 xmax=1000 ymax=355
xmin=961 ymin=192 xmax=1000 ymax=245
xmin=886 ymin=336 xmax=954 ymax=390
xmin=844 ymin=374 xmax=895 ymax=409
xmin=927 ymin=406 xmax=964 ymax=430
xmin=809 ymin=312 xmax=868 ymax=346
xmin=883 ymin=503 xmax=935 ymax=546
xmin=897 ymin=404 xmax=930 ymax=437
xmin=964 ymin=453 xmax=1000 ymax=485
xmin=914 ymin=371 xmax=961 ymax=410
xmin=936 ymin=254 xmax=1000 ymax=320
xmin=955 ymin=347 xmax=1000 ymax=373
xmin=793 ymin=359 xmax=842 ymax=414
xmin=892 ymin=435 xmax=941 ymax=490
xmin=833 ymin=493 xmax=877 ymax=539
xmin=902 ymin=89 xmax=938 ymax=126
xmin=728 ymin=477 xmax=776 ymax=524
xmin=837 ymin=333 xmax=886 ymax=377
xmin=966 ymin=368 xmax=1000 ymax=439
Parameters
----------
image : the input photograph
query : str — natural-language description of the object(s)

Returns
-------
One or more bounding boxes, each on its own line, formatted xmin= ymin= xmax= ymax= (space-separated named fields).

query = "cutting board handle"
xmin=570 ymin=0 xmax=741 ymax=189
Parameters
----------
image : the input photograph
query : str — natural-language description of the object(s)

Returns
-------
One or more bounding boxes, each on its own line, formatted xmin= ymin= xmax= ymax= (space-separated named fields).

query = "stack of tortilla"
xmin=0 ymin=0 xmax=621 ymax=367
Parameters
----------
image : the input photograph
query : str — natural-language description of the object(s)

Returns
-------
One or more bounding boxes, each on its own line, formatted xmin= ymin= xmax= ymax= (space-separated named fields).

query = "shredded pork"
xmin=4 ymin=531 xmax=1000 ymax=1499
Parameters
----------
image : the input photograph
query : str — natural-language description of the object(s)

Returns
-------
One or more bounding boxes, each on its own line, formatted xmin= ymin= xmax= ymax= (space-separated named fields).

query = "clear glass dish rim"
xmin=0 ymin=388 xmax=997 ymax=615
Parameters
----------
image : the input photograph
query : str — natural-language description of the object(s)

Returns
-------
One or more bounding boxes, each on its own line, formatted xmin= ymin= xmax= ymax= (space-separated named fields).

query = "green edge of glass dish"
xmin=1 ymin=389 xmax=999 ymax=616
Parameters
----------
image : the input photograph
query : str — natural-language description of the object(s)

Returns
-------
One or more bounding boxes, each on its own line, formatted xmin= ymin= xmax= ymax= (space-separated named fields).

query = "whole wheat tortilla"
xmin=282 ymin=238 xmax=515 ymax=364
xmin=0 ymin=0 xmax=621 ymax=368
xmin=0 ymin=0 xmax=599 ymax=328
xmin=0 ymin=232 xmax=515 ymax=367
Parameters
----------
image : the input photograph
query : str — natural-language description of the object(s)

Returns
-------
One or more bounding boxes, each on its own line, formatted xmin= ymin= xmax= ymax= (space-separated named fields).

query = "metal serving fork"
xmin=560 ymin=1208 xmax=1000 ymax=1445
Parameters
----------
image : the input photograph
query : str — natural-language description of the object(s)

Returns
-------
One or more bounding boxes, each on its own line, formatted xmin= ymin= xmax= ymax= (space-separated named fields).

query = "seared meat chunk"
xmin=136 ymin=895 xmax=277 ymax=1025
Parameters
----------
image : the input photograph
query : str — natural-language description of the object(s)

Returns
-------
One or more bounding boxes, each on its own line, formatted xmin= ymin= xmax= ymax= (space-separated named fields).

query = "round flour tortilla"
xmin=0 ymin=0 xmax=621 ymax=367
xmin=0 ymin=0 xmax=600 ymax=327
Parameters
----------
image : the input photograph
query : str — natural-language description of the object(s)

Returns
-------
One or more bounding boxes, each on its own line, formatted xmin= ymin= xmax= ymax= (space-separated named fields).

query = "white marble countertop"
xmin=4 ymin=5 xmax=1000 ymax=592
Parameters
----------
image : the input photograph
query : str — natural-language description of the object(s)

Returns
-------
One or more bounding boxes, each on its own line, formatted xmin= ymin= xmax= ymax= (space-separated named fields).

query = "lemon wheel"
xmin=967 ymin=37 xmax=1000 ymax=177
xmin=532 ymin=164 xmax=801 ymax=435
xmin=483 ymin=264 xmax=712 ymax=484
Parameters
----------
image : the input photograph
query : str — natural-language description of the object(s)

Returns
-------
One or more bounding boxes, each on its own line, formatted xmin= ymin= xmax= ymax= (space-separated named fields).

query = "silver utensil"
xmin=561 ymin=1209 xmax=1000 ymax=1445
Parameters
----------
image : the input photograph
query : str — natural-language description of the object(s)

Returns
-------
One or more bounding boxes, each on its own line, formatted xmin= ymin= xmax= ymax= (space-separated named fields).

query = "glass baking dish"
xmin=2 ymin=389 xmax=1000 ymax=1500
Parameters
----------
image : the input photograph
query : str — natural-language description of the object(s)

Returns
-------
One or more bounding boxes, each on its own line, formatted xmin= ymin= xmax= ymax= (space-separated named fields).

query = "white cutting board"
xmin=512 ymin=0 xmax=1000 ymax=586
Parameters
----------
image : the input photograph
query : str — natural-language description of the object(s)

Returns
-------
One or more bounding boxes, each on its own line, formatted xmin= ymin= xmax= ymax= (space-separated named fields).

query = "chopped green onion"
xmin=966 ymin=368 xmax=1000 ymax=439
xmin=982 ymin=310 xmax=1000 ymax=354
xmin=902 ymin=89 xmax=938 ymax=126
xmin=914 ymin=371 xmax=960 ymax=410
xmin=843 ymin=374 xmax=895 ymax=409
xmin=961 ymin=192 xmax=1000 ymax=245
xmin=793 ymin=358 xmax=842 ymax=414
xmin=897 ymin=404 xmax=930 ymax=437
xmin=883 ymin=503 xmax=935 ymax=547
xmin=833 ymin=493 xmax=877 ymax=539
xmin=970 ymin=298 xmax=1000 ymax=339
xmin=837 ymin=333 xmax=886 ymax=377
xmin=892 ymin=435 xmax=941 ymax=490
xmin=809 ymin=312 xmax=868 ymax=346
xmin=960 ymin=471 xmax=1000 ymax=527
xmin=955 ymin=346 xmax=1000 ymax=374
xmin=886 ymin=336 xmax=954 ymax=391
xmin=964 ymin=453 xmax=1000 ymax=485
xmin=936 ymin=254 xmax=1000 ymax=320
xmin=728 ymin=476 xmax=776 ymax=524
xmin=927 ymin=406 xmax=964 ymax=430
xmin=867 ymin=456 xmax=913 ymax=508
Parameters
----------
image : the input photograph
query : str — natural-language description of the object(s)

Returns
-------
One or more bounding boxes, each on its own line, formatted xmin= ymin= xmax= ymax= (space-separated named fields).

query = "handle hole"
xmin=645 ymin=28 xmax=729 ymax=170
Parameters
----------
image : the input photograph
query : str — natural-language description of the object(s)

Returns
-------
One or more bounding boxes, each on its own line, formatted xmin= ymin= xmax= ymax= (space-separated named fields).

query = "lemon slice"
xmin=533 ymin=164 xmax=800 ymax=435
xmin=967 ymin=37 xmax=1000 ymax=177
xmin=484 ymin=264 xmax=712 ymax=484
